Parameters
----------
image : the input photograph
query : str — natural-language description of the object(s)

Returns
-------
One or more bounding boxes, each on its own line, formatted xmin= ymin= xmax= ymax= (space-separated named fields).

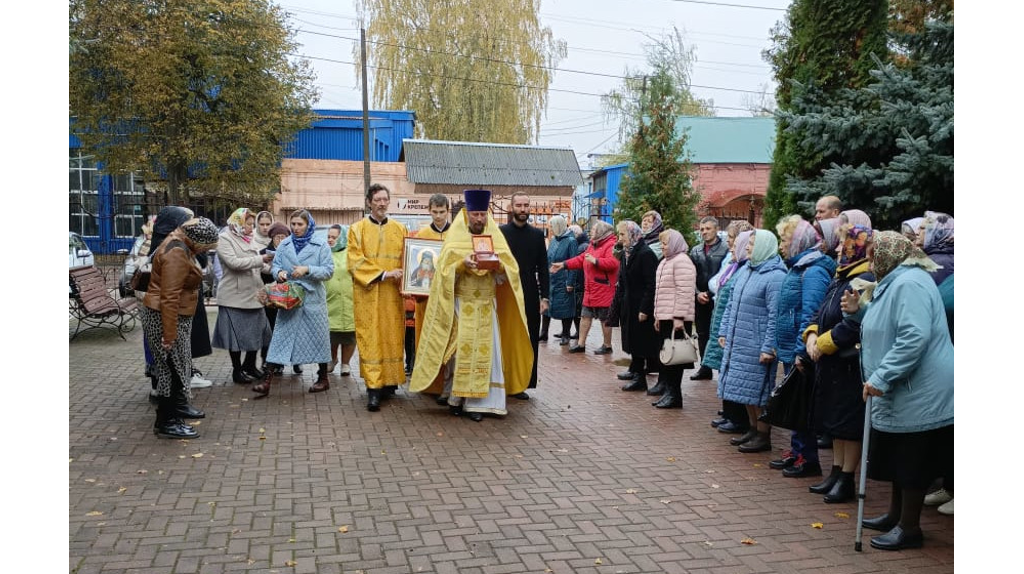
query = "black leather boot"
xmin=646 ymin=378 xmax=666 ymax=396
xmin=309 ymin=372 xmax=330 ymax=393
xmin=824 ymin=472 xmax=856 ymax=503
xmin=729 ymin=428 xmax=758 ymax=446
xmin=171 ymin=368 xmax=205 ymax=419
xmin=621 ymin=373 xmax=647 ymax=392
xmin=367 ymin=388 xmax=381 ymax=412
xmin=809 ymin=465 xmax=842 ymax=494
xmin=738 ymin=431 xmax=771 ymax=453
xmin=232 ymin=368 xmax=256 ymax=384
xmin=653 ymin=380 xmax=682 ymax=408
xmin=154 ymin=397 xmax=199 ymax=439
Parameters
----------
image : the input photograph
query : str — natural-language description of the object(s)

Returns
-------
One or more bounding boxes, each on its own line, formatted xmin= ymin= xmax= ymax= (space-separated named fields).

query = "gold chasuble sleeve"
xmin=347 ymin=218 xmax=408 ymax=388
xmin=409 ymin=211 xmax=533 ymax=398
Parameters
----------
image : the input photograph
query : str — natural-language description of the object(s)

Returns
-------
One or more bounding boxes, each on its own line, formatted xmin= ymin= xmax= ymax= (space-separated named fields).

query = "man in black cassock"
xmin=500 ymin=191 xmax=550 ymax=398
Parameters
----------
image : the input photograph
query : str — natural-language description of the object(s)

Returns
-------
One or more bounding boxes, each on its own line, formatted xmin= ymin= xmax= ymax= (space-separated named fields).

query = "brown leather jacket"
xmin=143 ymin=229 xmax=203 ymax=343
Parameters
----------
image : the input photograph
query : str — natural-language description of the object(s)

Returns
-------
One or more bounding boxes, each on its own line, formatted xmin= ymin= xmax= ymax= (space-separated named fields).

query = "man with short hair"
xmin=499 ymin=192 xmax=550 ymax=398
xmin=348 ymin=183 xmax=409 ymax=411
xmin=410 ymin=189 xmax=533 ymax=422
xmin=814 ymin=195 xmax=843 ymax=221
xmin=689 ymin=216 xmax=729 ymax=380
xmin=411 ymin=194 xmax=454 ymax=402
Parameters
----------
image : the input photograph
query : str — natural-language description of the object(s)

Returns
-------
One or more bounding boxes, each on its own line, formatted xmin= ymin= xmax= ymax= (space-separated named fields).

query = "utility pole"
xmin=360 ymin=28 xmax=371 ymax=194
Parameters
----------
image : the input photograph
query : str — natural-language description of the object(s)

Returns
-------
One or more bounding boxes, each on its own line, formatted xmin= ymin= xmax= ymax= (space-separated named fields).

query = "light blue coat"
xmin=266 ymin=235 xmax=334 ymax=365
xmin=717 ymin=255 xmax=787 ymax=406
xmin=856 ymin=265 xmax=954 ymax=433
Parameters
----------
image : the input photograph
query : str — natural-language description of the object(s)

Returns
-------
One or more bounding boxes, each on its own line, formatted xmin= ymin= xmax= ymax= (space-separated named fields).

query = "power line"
xmin=295 ymin=31 xmax=767 ymax=95
xmin=662 ymin=0 xmax=786 ymax=10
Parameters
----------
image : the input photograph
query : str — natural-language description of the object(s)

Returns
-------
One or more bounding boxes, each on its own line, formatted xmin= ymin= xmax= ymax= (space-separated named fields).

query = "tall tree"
xmin=70 ymin=0 xmax=318 ymax=205
xmin=761 ymin=0 xmax=889 ymax=229
xmin=781 ymin=17 xmax=953 ymax=229
xmin=612 ymin=68 xmax=702 ymax=235
xmin=602 ymin=27 xmax=714 ymax=146
xmin=357 ymin=0 xmax=566 ymax=144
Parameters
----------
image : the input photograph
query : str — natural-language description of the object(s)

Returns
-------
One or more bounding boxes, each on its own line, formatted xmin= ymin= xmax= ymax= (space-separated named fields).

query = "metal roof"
xmin=403 ymin=139 xmax=583 ymax=188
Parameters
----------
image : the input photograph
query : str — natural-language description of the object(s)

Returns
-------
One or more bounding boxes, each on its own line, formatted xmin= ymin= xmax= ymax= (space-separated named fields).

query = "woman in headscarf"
xmin=840 ymin=231 xmax=953 ymax=551
xmin=568 ymin=224 xmax=589 ymax=340
xmin=613 ymin=220 xmax=661 ymax=392
xmin=212 ymin=208 xmax=274 ymax=384
xmin=252 ymin=211 xmax=275 ymax=250
xmin=641 ymin=210 xmax=665 ymax=260
xmin=802 ymin=222 xmax=874 ymax=504
xmin=649 ymin=229 xmax=696 ymax=408
xmin=253 ymin=210 xmax=334 ymax=398
xmin=141 ymin=206 xmax=196 ymax=402
xmin=705 ymin=222 xmax=753 ymax=434
xmin=544 ymin=215 xmax=580 ymax=346
xmin=141 ymin=217 xmax=220 ymax=439
xmin=552 ymin=220 xmax=619 ymax=354
xmin=839 ymin=209 xmax=872 ymax=229
xmin=716 ymin=229 xmax=787 ymax=453
xmin=769 ymin=215 xmax=837 ymax=478
xmin=259 ymin=222 xmax=291 ymax=374
xmin=914 ymin=211 xmax=955 ymax=514
xmin=325 ymin=224 xmax=356 ymax=380
xmin=901 ymin=217 xmax=924 ymax=243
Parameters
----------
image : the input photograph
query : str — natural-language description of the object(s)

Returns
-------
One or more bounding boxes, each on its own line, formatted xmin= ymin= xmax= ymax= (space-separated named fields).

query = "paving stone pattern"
xmin=70 ymin=313 xmax=953 ymax=573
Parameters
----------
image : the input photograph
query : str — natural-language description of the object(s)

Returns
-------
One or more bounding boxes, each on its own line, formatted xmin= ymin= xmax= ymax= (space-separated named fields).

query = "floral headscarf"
xmin=718 ymin=230 xmax=754 ymax=289
xmin=920 ymin=211 xmax=954 ymax=253
xmin=590 ymin=220 xmax=614 ymax=243
xmin=253 ymin=211 xmax=275 ymax=247
xmin=870 ymin=230 xmax=937 ymax=281
xmin=787 ymin=219 xmax=821 ymax=259
xmin=226 ymin=208 xmax=254 ymax=242
xmin=291 ymin=210 xmax=316 ymax=254
xmin=901 ymin=217 xmax=924 ymax=240
xmin=839 ymin=225 xmax=872 ymax=267
xmin=750 ymin=229 xmax=779 ymax=266
xmin=641 ymin=210 xmax=664 ymax=244
xmin=840 ymin=209 xmax=872 ymax=229
xmin=816 ymin=217 xmax=842 ymax=256
xmin=662 ymin=229 xmax=689 ymax=259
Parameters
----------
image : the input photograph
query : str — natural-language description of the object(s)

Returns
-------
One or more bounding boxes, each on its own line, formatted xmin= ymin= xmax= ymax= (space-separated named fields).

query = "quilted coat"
xmin=546 ymin=231 xmax=579 ymax=319
xmin=265 ymin=234 xmax=334 ymax=365
xmin=702 ymin=263 xmax=743 ymax=371
xmin=775 ymin=249 xmax=836 ymax=365
xmin=716 ymin=255 xmax=787 ymax=406
xmin=653 ymin=252 xmax=696 ymax=322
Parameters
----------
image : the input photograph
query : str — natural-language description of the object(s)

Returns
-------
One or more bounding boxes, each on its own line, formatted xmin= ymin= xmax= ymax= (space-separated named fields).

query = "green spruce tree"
xmin=762 ymin=0 xmax=889 ymax=229
xmin=612 ymin=68 xmax=701 ymax=235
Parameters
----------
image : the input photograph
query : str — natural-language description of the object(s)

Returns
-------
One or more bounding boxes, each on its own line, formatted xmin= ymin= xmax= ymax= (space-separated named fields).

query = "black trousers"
xmin=694 ymin=299 xmax=714 ymax=365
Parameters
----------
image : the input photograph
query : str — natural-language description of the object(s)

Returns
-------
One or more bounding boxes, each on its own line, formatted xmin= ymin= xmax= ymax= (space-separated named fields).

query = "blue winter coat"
xmin=856 ymin=265 xmax=954 ymax=433
xmin=546 ymin=231 xmax=579 ymax=319
xmin=717 ymin=255 xmax=787 ymax=406
xmin=776 ymin=249 xmax=836 ymax=365
xmin=266 ymin=235 xmax=334 ymax=365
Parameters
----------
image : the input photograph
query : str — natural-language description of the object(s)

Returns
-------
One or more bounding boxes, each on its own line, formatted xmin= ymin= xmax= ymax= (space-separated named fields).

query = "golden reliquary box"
xmin=472 ymin=235 xmax=501 ymax=270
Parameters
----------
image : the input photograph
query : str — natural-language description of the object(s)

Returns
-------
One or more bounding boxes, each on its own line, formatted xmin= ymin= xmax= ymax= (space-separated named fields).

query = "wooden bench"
xmin=69 ymin=265 xmax=140 ymax=341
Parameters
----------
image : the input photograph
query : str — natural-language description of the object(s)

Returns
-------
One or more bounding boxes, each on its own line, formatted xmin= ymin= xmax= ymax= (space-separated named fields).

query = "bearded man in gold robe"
xmin=348 ymin=183 xmax=408 ymax=412
xmin=409 ymin=189 xmax=532 ymax=422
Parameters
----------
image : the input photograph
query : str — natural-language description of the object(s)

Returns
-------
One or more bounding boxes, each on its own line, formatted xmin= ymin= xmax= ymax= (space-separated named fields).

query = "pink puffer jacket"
xmin=654 ymin=253 xmax=696 ymax=321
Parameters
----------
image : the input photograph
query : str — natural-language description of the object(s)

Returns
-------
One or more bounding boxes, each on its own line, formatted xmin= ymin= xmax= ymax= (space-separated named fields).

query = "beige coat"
xmin=653 ymin=253 xmax=697 ymax=322
xmin=215 ymin=230 xmax=265 ymax=309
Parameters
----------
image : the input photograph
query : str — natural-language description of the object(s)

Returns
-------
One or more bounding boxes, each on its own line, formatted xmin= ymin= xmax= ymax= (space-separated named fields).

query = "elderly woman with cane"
xmin=842 ymin=231 xmax=953 ymax=551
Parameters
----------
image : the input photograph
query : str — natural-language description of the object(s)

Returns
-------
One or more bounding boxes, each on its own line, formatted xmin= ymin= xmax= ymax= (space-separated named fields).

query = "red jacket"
xmin=564 ymin=232 xmax=619 ymax=308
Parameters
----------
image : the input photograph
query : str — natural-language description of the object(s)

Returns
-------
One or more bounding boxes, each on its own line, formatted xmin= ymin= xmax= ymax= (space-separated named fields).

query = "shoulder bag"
xmin=660 ymin=328 xmax=699 ymax=366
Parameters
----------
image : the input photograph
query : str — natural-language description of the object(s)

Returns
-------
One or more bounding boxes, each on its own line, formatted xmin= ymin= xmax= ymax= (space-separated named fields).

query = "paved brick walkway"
xmin=70 ymin=313 xmax=953 ymax=573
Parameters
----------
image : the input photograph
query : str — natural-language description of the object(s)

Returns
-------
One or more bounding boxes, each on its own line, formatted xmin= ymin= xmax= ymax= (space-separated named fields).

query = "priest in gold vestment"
xmin=411 ymin=194 xmax=454 ymax=399
xmin=409 ymin=189 xmax=532 ymax=422
xmin=348 ymin=183 xmax=408 ymax=412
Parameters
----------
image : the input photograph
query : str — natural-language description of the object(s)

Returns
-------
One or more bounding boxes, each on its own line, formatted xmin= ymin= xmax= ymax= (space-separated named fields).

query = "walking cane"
xmin=854 ymin=394 xmax=872 ymax=551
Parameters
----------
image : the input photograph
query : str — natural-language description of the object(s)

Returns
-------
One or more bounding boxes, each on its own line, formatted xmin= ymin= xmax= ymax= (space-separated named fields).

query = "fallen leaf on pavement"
xmin=594 ymin=558 xmax=603 ymax=565
xmin=625 ymin=489 xmax=637 ymax=494
xmin=137 ymin=470 xmax=148 ymax=474
xmin=811 ymin=522 xmax=824 ymax=529
xmin=338 ymin=525 xmax=349 ymax=533
xmin=86 ymin=511 xmax=103 ymax=516
xmin=285 ymin=560 xmax=297 ymax=567
xmin=191 ymin=453 xmax=204 ymax=458
xmin=118 ymin=487 xmax=127 ymax=494
xmin=753 ymin=463 xmax=762 ymax=468
xmin=259 ymin=428 xmax=266 ymax=433
xmin=660 ymin=499 xmax=672 ymax=504
xmin=666 ymin=457 xmax=676 ymax=462
xmin=711 ymin=484 xmax=720 ymax=489
xmin=741 ymin=537 xmax=757 ymax=545
xmin=834 ymin=512 xmax=849 ymax=519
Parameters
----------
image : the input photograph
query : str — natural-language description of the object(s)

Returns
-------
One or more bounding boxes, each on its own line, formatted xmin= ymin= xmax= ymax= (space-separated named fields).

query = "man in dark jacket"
xmin=689 ymin=216 xmax=729 ymax=380
xmin=500 ymin=192 xmax=550 ymax=398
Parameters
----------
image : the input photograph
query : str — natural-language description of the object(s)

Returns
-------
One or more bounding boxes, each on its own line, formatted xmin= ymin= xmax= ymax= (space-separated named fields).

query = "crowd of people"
xmin=134 ymin=187 xmax=953 ymax=552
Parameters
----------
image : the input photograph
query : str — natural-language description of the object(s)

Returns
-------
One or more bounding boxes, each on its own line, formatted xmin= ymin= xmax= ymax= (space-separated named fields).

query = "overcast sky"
xmin=277 ymin=0 xmax=789 ymax=169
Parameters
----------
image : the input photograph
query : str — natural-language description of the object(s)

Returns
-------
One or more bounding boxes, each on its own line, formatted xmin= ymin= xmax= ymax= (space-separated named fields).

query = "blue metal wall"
xmin=284 ymin=110 xmax=415 ymax=161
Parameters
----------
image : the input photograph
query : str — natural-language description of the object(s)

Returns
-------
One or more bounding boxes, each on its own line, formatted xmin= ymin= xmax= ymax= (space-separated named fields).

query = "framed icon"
xmin=402 ymin=237 xmax=442 ymax=296
xmin=472 ymin=234 xmax=501 ymax=270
